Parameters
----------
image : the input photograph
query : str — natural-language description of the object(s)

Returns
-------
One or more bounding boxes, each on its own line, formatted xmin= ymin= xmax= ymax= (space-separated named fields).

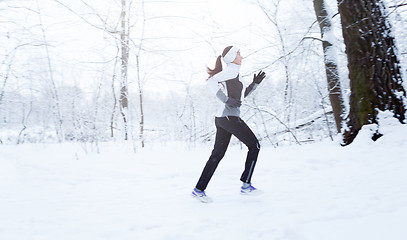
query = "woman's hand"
xmin=253 ymin=71 xmax=266 ymax=84
xmin=225 ymin=97 xmax=242 ymax=108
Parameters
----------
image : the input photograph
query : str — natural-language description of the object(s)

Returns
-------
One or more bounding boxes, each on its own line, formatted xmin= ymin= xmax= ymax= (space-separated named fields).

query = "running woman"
xmin=192 ymin=46 xmax=266 ymax=203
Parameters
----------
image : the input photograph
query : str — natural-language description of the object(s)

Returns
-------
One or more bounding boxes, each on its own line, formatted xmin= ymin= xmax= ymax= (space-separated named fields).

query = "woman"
xmin=192 ymin=46 xmax=266 ymax=203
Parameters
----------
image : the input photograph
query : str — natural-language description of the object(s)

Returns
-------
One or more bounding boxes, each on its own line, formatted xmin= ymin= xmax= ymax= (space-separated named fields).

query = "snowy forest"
xmin=1 ymin=0 xmax=407 ymax=239
xmin=1 ymin=0 xmax=405 ymax=148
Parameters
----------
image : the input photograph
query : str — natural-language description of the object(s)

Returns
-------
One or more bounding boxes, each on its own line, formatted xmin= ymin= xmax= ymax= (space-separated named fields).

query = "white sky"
xmin=23 ymin=0 xmax=270 ymax=94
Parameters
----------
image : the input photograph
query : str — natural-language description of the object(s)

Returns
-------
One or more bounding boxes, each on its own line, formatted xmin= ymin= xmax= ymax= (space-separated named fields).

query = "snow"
xmin=1 ymin=122 xmax=407 ymax=240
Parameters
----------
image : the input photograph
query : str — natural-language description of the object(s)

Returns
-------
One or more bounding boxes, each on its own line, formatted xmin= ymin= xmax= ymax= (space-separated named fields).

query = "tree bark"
xmin=337 ymin=0 xmax=406 ymax=145
xmin=110 ymin=47 xmax=120 ymax=138
xmin=119 ymin=0 xmax=130 ymax=140
xmin=313 ymin=0 xmax=345 ymax=133
xmin=136 ymin=55 xmax=145 ymax=147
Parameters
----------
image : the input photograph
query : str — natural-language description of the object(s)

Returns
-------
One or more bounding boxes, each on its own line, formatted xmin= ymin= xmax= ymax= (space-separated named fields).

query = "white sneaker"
xmin=191 ymin=188 xmax=213 ymax=203
xmin=240 ymin=183 xmax=263 ymax=196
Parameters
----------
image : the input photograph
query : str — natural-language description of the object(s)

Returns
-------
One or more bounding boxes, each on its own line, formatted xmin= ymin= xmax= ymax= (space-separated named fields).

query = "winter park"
xmin=1 ymin=0 xmax=407 ymax=239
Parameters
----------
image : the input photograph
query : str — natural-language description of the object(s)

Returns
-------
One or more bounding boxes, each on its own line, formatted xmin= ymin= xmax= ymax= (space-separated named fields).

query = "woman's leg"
xmin=216 ymin=117 xmax=260 ymax=184
xmin=195 ymin=118 xmax=232 ymax=191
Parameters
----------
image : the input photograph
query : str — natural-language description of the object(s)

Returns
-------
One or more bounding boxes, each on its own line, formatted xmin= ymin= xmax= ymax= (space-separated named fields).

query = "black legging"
xmin=195 ymin=116 xmax=260 ymax=191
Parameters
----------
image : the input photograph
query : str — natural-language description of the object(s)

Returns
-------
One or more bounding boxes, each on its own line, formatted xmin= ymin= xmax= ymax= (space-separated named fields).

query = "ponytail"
xmin=207 ymin=55 xmax=222 ymax=79
xmin=206 ymin=46 xmax=233 ymax=79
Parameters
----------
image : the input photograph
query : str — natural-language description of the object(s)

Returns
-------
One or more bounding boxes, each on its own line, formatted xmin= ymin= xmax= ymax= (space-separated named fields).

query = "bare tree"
xmin=54 ymin=0 xmax=142 ymax=143
xmin=36 ymin=0 xmax=64 ymax=142
xmin=110 ymin=46 xmax=120 ymax=139
xmin=313 ymin=0 xmax=345 ymax=133
xmin=133 ymin=0 xmax=146 ymax=148
xmin=119 ymin=0 xmax=130 ymax=141
xmin=257 ymin=0 xmax=294 ymax=124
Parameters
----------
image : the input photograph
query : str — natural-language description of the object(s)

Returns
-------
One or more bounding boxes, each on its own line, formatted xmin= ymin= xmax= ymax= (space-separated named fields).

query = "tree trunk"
xmin=136 ymin=55 xmax=145 ymax=148
xmin=119 ymin=0 xmax=130 ymax=140
xmin=313 ymin=0 xmax=345 ymax=133
xmin=337 ymin=0 xmax=406 ymax=145
xmin=110 ymin=48 xmax=120 ymax=138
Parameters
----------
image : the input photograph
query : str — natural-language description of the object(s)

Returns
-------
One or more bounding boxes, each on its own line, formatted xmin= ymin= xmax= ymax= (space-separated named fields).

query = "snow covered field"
xmin=1 ymin=120 xmax=407 ymax=240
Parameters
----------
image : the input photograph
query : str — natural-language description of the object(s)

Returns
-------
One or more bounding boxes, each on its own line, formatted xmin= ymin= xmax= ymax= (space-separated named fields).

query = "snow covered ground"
xmin=1 ymin=120 xmax=407 ymax=240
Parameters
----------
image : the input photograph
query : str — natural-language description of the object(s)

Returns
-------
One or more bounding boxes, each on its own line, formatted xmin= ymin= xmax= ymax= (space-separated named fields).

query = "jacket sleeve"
xmin=244 ymin=81 xmax=259 ymax=98
xmin=207 ymin=76 xmax=228 ymax=103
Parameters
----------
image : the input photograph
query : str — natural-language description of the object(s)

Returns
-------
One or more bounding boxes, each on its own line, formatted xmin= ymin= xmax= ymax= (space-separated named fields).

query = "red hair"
xmin=207 ymin=46 xmax=233 ymax=78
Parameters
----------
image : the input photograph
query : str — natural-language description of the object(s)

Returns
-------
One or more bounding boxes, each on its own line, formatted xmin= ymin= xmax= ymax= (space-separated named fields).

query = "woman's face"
xmin=233 ymin=51 xmax=243 ymax=65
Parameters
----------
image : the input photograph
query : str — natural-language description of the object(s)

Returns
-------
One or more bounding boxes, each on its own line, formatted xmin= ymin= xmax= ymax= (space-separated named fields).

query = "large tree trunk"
xmin=337 ymin=0 xmax=406 ymax=145
xmin=313 ymin=0 xmax=345 ymax=133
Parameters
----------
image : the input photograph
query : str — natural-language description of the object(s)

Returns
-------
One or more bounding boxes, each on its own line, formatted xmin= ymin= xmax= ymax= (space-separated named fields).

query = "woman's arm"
xmin=207 ymin=76 xmax=228 ymax=103
xmin=244 ymin=82 xmax=259 ymax=98
xmin=244 ymin=70 xmax=266 ymax=98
